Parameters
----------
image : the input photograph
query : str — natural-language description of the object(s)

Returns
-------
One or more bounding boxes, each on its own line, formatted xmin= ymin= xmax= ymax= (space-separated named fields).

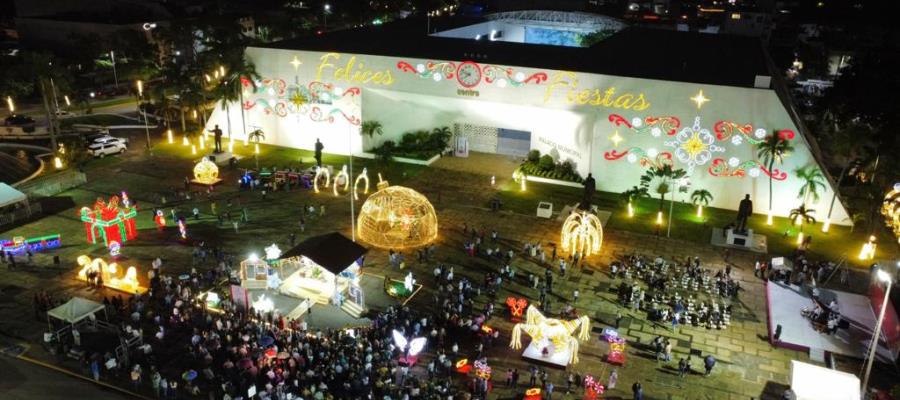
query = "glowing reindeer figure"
xmin=509 ymin=305 xmax=591 ymax=364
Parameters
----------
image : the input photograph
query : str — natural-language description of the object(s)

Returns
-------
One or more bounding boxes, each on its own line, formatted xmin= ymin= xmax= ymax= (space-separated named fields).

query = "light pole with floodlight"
xmin=323 ymin=4 xmax=331 ymax=30
xmin=861 ymin=268 xmax=893 ymax=394
xmin=137 ymin=80 xmax=152 ymax=155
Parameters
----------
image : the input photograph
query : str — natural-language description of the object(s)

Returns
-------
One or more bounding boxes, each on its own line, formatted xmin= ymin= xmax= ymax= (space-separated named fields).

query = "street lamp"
xmin=861 ymin=268 xmax=893 ymax=394
xmin=323 ymin=3 xmax=331 ymax=30
xmin=110 ymin=51 xmax=119 ymax=88
xmin=136 ymin=80 xmax=152 ymax=154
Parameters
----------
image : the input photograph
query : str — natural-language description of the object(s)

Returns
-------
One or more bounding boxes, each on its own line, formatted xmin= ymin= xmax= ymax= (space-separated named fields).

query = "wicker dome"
xmin=357 ymin=186 xmax=438 ymax=249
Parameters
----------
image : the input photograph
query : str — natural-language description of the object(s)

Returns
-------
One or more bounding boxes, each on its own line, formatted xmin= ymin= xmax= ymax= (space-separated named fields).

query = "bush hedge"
xmin=517 ymin=150 xmax=583 ymax=183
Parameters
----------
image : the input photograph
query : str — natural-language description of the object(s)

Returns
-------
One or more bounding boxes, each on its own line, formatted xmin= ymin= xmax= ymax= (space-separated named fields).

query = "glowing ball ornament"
xmin=357 ymin=185 xmax=438 ymax=249
xmin=192 ymin=158 xmax=221 ymax=185
xmin=561 ymin=210 xmax=603 ymax=257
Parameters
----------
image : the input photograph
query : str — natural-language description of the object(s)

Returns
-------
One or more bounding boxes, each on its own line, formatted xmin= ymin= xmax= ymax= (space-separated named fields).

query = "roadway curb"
xmin=11 ymin=353 xmax=153 ymax=400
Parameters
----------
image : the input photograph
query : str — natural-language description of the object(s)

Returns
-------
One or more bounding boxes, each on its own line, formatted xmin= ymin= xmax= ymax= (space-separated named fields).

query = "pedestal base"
xmin=726 ymin=228 xmax=755 ymax=247
xmin=202 ymin=151 xmax=243 ymax=166
xmin=190 ymin=178 xmax=223 ymax=187
xmin=521 ymin=341 xmax=570 ymax=368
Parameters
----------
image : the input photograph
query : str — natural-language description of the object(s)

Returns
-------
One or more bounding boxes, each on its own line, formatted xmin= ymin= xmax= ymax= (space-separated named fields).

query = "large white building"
xmin=206 ymin=11 xmax=850 ymax=224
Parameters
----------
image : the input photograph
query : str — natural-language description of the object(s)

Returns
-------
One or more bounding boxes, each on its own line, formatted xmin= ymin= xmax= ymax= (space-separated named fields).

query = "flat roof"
xmin=259 ymin=15 xmax=771 ymax=88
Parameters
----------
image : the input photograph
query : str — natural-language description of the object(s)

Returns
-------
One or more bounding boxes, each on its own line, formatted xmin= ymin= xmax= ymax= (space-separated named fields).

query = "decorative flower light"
xmin=506 ymin=297 xmax=529 ymax=318
xmin=178 ymin=219 xmax=187 ymax=239
xmin=510 ymin=305 xmax=591 ymax=364
xmin=561 ymin=210 xmax=604 ymax=257
xmin=665 ymin=117 xmax=725 ymax=174
xmin=193 ymin=159 xmax=221 ymax=185
xmin=265 ymin=244 xmax=282 ymax=260
xmin=474 ymin=360 xmax=492 ymax=379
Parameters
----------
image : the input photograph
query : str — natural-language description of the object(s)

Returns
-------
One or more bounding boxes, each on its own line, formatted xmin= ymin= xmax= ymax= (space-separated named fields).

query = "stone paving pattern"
xmin=0 ymin=148 xmax=896 ymax=400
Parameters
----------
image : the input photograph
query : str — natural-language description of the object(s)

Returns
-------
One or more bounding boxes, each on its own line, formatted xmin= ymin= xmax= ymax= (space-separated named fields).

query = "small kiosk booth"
xmin=278 ymin=233 xmax=367 ymax=309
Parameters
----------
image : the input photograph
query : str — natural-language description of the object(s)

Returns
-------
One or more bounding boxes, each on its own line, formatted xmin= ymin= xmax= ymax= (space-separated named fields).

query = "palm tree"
xmin=361 ymin=120 xmax=384 ymax=138
xmin=794 ymin=165 xmax=826 ymax=208
xmin=248 ymin=129 xmax=265 ymax=169
xmin=640 ymin=164 xmax=687 ymax=212
xmin=621 ymin=186 xmax=649 ymax=217
xmin=757 ymin=133 xmax=795 ymax=216
xmin=211 ymin=53 xmax=260 ymax=144
xmin=789 ymin=204 xmax=816 ymax=243
xmin=690 ymin=189 xmax=714 ymax=217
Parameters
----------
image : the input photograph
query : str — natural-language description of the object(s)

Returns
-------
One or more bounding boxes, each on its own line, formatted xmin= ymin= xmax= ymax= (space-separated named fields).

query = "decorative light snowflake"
xmin=665 ymin=117 xmax=725 ymax=174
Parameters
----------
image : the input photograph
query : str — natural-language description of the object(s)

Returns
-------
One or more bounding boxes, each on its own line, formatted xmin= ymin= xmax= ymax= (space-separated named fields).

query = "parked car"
xmin=4 ymin=114 xmax=35 ymax=126
xmin=54 ymin=109 xmax=73 ymax=117
xmin=87 ymin=142 xmax=127 ymax=157
xmin=90 ymin=134 xmax=129 ymax=146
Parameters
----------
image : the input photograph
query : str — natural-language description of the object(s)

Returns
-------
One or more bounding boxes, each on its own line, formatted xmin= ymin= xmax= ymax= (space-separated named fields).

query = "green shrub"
xmin=527 ymin=149 xmax=540 ymax=163
xmin=538 ymin=154 xmax=555 ymax=171
xmin=373 ymin=140 xmax=396 ymax=162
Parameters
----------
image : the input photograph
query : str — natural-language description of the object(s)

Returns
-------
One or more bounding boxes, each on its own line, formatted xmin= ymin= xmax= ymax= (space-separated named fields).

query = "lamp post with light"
xmin=323 ymin=4 xmax=331 ymax=30
xmin=136 ymin=80 xmax=152 ymax=154
xmin=861 ymin=268 xmax=893 ymax=394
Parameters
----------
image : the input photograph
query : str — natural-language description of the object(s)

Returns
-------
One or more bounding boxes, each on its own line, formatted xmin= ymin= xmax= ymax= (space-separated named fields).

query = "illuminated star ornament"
xmin=289 ymin=55 xmax=303 ymax=70
xmin=609 ymin=131 xmax=623 ymax=147
xmin=690 ymin=90 xmax=710 ymax=109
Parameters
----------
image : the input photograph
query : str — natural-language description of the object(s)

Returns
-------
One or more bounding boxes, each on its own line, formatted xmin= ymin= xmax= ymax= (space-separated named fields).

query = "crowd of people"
xmin=611 ymin=254 xmax=738 ymax=330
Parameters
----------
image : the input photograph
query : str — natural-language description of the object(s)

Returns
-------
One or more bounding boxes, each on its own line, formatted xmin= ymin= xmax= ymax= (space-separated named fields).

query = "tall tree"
xmin=756 ymin=133 xmax=795 ymax=213
xmin=794 ymin=165 xmax=826 ymax=209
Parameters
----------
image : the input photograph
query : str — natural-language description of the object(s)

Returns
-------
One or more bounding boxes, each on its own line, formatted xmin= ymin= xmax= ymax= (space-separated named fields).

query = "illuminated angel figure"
xmin=392 ymin=329 xmax=427 ymax=360
xmin=561 ymin=210 xmax=603 ymax=257
xmin=510 ymin=305 xmax=591 ymax=364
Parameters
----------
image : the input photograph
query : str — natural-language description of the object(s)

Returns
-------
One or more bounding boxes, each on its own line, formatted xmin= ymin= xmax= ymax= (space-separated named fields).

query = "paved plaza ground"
xmin=1 ymin=134 xmax=897 ymax=399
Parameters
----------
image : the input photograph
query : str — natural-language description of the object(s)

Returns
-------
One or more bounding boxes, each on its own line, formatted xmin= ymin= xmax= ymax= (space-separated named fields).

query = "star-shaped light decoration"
xmin=264 ymin=243 xmax=282 ymax=260
xmin=690 ymin=90 xmax=710 ymax=109
xmin=289 ymin=55 xmax=303 ymax=70
xmin=289 ymin=91 xmax=307 ymax=109
xmin=609 ymin=131 xmax=623 ymax=147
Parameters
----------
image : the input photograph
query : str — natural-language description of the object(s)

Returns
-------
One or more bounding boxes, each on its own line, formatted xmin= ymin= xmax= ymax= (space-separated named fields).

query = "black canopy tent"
xmin=280 ymin=232 xmax=367 ymax=274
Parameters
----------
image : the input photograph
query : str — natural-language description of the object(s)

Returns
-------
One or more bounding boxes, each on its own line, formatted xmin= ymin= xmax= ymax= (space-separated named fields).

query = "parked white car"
xmin=90 ymin=135 xmax=129 ymax=146
xmin=87 ymin=142 xmax=127 ymax=157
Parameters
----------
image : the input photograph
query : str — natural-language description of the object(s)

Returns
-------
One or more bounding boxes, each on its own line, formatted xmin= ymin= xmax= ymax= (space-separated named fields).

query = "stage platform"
xmin=521 ymin=341 xmax=570 ymax=368
xmin=766 ymin=281 xmax=895 ymax=362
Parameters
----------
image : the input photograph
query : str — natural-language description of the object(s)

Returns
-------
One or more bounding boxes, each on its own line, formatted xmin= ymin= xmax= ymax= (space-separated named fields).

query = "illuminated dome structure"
xmin=192 ymin=158 xmax=221 ymax=185
xmin=357 ymin=185 xmax=437 ymax=249
xmin=882 ymin=183 xmax=900 ymax=244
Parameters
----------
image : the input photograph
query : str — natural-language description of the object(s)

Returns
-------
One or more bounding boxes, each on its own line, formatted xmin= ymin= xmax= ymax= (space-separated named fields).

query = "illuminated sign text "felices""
xmin=316 ymin=53 xmax=394 ymax=86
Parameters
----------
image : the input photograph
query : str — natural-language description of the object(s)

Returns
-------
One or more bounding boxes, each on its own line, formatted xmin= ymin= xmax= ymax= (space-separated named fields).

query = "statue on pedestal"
xmin=208 ymin=125 xmax=224 ymax=153
xmin=735 ymin=194 xmax=753 ymax=233
xmin=581 ymin=173 xmax=596 ymax=210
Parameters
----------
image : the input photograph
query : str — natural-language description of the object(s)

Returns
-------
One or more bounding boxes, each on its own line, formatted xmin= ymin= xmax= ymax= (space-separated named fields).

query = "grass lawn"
xmin=61 ymin=114 xmax=139 ymax=127
xmin=152 ymin=139 xmax=427 ymax=188
xmin=496 ymin=178 xmax=899 ymax=266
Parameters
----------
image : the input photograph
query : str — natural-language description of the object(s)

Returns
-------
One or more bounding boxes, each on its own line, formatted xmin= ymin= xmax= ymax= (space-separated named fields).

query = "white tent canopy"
xmin=0 ymin=183 xmax=27 ymax=208
xmin=47 ymin=297 xmax=105 ymax=325
xmin=790 ymin=360 xmax=860 ymax=400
